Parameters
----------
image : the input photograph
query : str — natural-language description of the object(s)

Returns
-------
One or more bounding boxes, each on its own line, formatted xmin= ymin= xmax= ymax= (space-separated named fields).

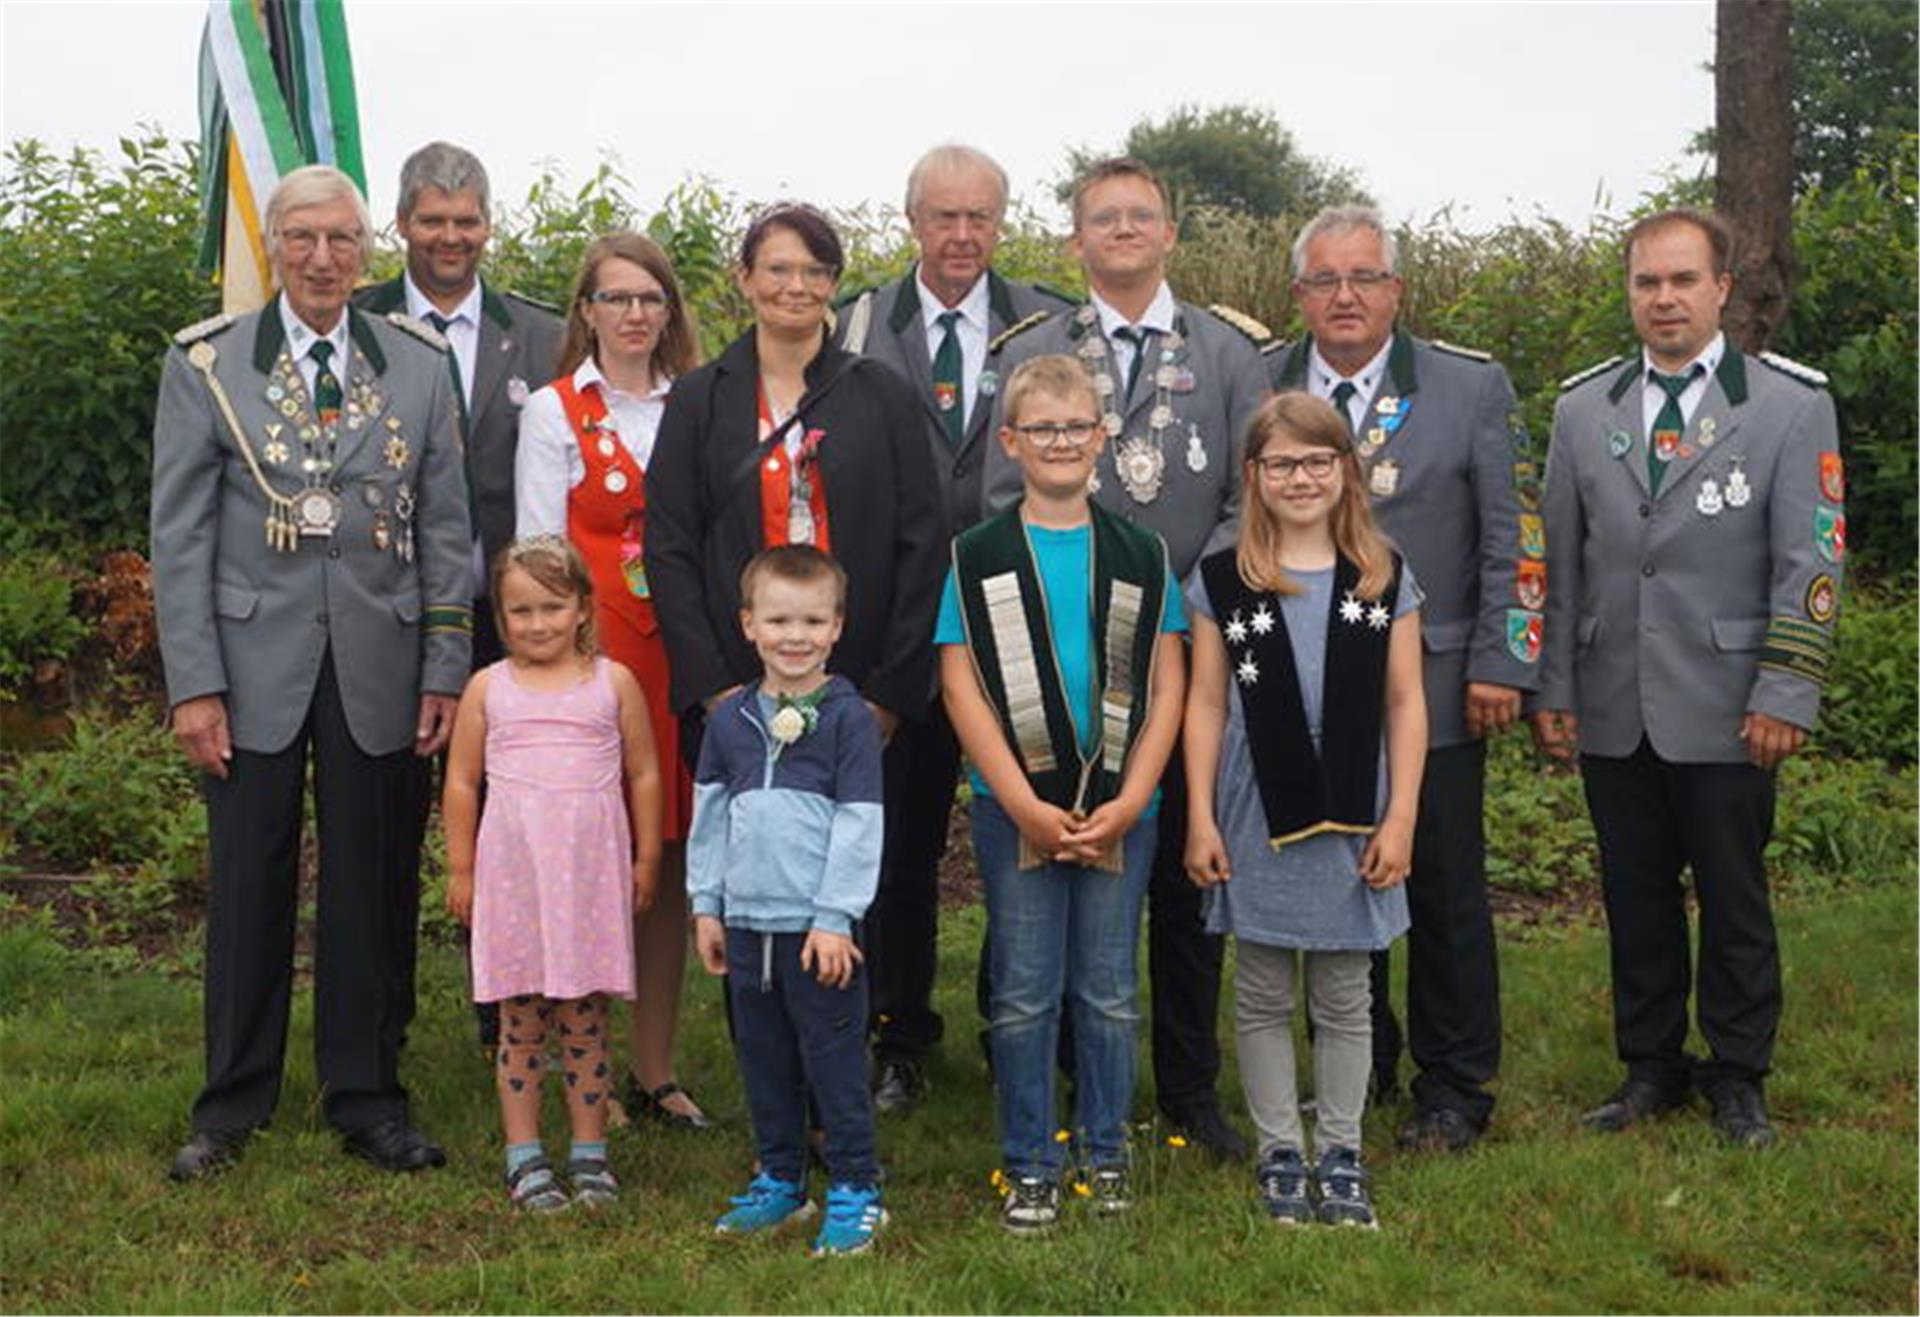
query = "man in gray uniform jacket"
xmin=154 ymin=166 xmax=471 ymax=1181
xmin=835 ymin=145 xmax=1072 ymax=1112
xmin=1266 ymin=205 xmax=1539 ymax=1153
xmin=1535 ymin=208 xmax=1841 ymax=1148
xmin=985 ymin=157 xmax=1270 ymax=1157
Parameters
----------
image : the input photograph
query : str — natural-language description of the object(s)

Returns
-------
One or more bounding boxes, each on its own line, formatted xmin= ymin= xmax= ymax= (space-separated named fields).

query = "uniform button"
xmin=329 ymin=482 xmax=342 ymax=495
xmin=1638 ymin=503 xmax=1651 ymax=518
xmin=1641 ymin=563 xmax=1656 ymax=578
xmin=328 ymin=547 xmax=341 ymax=559
xmin=316 ymin=612 xmax=329 ymax=625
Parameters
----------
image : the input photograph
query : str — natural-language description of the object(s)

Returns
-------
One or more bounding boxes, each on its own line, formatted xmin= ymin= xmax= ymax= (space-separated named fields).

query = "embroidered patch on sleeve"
xmin=1506 ymin=609 xmax=1543 ymax=663
xmin=1819 ymin=452 xmax=1845 ymax=503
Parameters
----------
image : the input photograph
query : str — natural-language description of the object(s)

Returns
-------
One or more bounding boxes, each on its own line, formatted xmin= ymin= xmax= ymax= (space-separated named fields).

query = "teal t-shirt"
xmin=934 ymin=522 xmax=1187 ymax=810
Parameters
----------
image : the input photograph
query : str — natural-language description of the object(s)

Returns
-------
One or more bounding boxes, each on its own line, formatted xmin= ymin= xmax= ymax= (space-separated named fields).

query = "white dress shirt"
xmin=918 ymin=268 xmax=991 ymax=428
xmin=279 ymin=295 xmax=351 ymax=399
xmin=1307 ymin=336 xmax=1395 ymax=433
xmin=1640 ymin=332 xmax=1724 ymax=440
xmin=1090 ymin=282 xmax=1178 ymax=396
xmin=404 ymin=273 xmax=483 ymax=407
xmin=515 ymin=357 xmax=673 ymax=537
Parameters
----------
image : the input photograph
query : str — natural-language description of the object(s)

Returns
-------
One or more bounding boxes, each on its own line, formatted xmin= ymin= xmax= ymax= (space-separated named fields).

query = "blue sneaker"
xmin=714 ymin=1172 xmax=815 ymax=1235
xmin=810 ymin=1181 xmax=887 ymax=1257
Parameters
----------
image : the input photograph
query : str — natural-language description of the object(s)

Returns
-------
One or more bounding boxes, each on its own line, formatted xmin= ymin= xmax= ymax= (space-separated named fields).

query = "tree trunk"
xmin=1715 ymin=0 xmax=1796 ymax=353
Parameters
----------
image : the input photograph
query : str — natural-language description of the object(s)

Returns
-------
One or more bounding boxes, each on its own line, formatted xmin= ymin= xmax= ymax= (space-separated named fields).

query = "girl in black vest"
xmin=1184 ymin=391 xmax=1427 ymax=1230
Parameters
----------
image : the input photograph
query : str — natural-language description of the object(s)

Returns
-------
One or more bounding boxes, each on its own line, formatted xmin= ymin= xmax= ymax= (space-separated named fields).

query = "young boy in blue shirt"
xmin=937 ymin=354 xmax=1188 ymax=1232
xmin=689 ymin=544 xmax=886 ymax=1256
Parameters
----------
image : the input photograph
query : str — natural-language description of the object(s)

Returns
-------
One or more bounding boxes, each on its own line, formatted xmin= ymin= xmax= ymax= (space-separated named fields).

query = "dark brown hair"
xmin=557 ymin=231 xmax=701 ymax=382
xmin=1237 ymin=391 xmax=1395 ymax=600
xmin=1622 ymin=207 xmax=1736 ymax=278
xmin=1068 ymin=156 xmax=1174 ymax=230
xmin=739 ymin=203 xmax=844 ymax=277
xmin=739 ymin=543 xmax=849 ymax=614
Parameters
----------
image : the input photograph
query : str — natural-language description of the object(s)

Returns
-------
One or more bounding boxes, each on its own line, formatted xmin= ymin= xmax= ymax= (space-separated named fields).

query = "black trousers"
xmin=867 ymin=702 xmax=961 ymax=1063
xmin=193 ymin=649 xmax=423 ymax=1135
xmin=1146 ymin=757 xmax=1227 ymax=1118
xmin=1385 ymin=740 xmax=1504 ymax=1124
xmin=1581 ymin=737 xmax=1779 ymax=1091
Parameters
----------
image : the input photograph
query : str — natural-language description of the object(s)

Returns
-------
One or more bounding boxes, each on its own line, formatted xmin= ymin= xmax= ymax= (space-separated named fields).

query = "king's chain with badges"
xmin=187 ymin=340 xmax=305 ymax=551
xmin=1074 ymin=305 xmax=1203 ymax=504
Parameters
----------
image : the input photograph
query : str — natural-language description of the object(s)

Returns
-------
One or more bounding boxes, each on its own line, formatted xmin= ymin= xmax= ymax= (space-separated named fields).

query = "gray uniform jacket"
xmin=151 ymin=301 xmax=472 ymax=756
xmin=355 ymin=277 xmax=563 ymax=574
xmin=835 ymin=267 xmax=1072 ymax=533
xmin=983 ymin=299 xmax=1270 ymax=578
xmin=1269 ymin=331 xmax=1542 ymax=747
xmin=1539 ymin=349 xmax=1842 ymax=762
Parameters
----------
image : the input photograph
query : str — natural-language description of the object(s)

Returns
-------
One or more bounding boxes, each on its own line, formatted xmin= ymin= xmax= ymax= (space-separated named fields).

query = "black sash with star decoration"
xmin=1199 ymin=548 xmax=1403 ymax=849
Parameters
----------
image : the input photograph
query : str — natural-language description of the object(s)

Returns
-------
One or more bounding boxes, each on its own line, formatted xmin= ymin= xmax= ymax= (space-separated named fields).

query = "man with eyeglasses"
xmin=356 ymin=143 xmax=563 ymax=1059
xmin=984 ymin=157 xmax=1271 ymax=1161
xmin=831 ymin=144 xmax=1074 ymax=1114
xmin=154 ymin=165 xmax=471 ymax=1181
xmin=1266 ymin=204 xmax=1538 ymax=1154
xmin=1536 ymin=209 xmax=1839 ymax=1148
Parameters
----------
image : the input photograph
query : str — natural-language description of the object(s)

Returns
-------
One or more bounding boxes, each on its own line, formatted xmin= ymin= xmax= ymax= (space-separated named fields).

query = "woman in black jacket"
xmin=645 ymin=204 xmax=946 ymax=755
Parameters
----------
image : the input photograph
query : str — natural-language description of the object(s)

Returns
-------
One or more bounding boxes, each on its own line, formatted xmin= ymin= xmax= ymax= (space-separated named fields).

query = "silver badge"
xmin=597 ymin=435 xmax=618 ymax=458
xmin=295 ymin=488 xmax=341 ymax=537
xmin=605 ymin=469 xmax=629 ymax=494
xmin=1369 ymin=459 xmax=1401 ymax=497
xmin=1186 ymin=424 xmax=1207 ymax=474
xmin=1115 ymin=436 xmax=1166 ymax=504
xmin=1696 ymin=477 xmax=1724 ymax=517
xmin=1724 ymin=457 xmax=1751 ymax=508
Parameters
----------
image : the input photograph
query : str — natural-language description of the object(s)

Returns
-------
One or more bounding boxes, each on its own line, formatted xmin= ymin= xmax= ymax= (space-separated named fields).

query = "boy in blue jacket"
xmin=689 ymin=544 xmax=886 ymax=1256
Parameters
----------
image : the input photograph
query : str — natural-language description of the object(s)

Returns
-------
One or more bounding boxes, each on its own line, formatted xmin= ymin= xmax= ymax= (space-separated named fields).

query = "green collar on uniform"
xmin=358 ymin=274 xmax=508 ymax=329
xmin=251 ymin=301 xmax=386 ymax=375
xmin=1272 ymin=328 xmax=1417 ymax=394
xmin=481 ymin=284 xmax=512 ymax=330
xmin=1610 ymin=347 xmax=1747 ymax=405
xmin=887 ymin=265 xmax=1016 ymax=333
xmin=349 ymin=310 xmax=388 ymax=374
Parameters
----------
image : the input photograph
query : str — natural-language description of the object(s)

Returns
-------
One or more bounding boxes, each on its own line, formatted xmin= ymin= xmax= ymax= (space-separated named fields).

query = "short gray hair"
xmin=904 ymin=144 xmax=1009 ymax=218
xmin=1290 ymin=204 xmax=1398 ymax=279
xmin=264 ymin=164 xmax=373 ymax=264
xmin=396 ymin=141 xmax=491 ymax=218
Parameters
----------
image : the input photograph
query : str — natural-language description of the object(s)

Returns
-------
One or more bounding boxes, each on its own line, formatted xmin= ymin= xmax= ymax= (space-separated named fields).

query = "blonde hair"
xmin=1001 ymin=353 xmax=1098 ymax=428
xmin=490 ymin=535 xmax=598 ymax=656
xmin=1236 ymin=391 xmax=1396 ymax=600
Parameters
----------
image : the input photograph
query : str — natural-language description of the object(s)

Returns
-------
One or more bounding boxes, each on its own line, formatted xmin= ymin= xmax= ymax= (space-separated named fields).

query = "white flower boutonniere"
xmin=768 ymin=704 xmax=809 ymax=746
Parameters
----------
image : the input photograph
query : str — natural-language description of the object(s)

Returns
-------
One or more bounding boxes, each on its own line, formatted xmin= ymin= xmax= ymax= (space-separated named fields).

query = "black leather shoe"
xmin=1168 ymin=1105 xmax=1251 ymax=1162
xmin=342 ymin=1119 xmax=447 ymax=1172
xmin=1706 ymin=1081 xmax=1776 ymax=1148
xmin=1397 ymin=1105 xmax=1481 ymax=1153
xmin=1581 ymin=1078 xmax=1691 ymax=1133
xmin=872 ymin=1059 xmax=927 ymax=1115
xmin=168 ymin=1128 xmax=249 ymax=1182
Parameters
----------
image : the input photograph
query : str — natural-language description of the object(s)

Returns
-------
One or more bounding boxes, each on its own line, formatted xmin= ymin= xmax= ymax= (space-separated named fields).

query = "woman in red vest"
xmin=515 ymin=232 xmax=711 ymax=1129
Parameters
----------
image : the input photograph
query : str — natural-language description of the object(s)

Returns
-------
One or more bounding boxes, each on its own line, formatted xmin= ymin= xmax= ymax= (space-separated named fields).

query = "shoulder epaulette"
xmin=838 ymin=290 xmax=875 ymax=354
xmin=1560 ymin=355 xmax=1627 ymax=391
xmin=1260 ymin=338 xmax=1293 ymax=358
xmin=386 ymin=312 xmax=449 ymax=351
xmin=1031 ymin=282 xmax=1079 ymax=308
xmin=1756 ymin=351 xmax=1829 ymax=388
xmin=500 ymin=289 xmax=561 ymax=316
xmin=989 ymin=311 xmax=1051 ymax=355
xmin=1206 ymin=304 xmax=1274 ymax=346
xmin=1431 ymin=339 xmax=1492 ymax=363
xmin=831 ymin=284 xmax=878 ymax=311
xmin=173 ymin=313 xmax=235 ymax=347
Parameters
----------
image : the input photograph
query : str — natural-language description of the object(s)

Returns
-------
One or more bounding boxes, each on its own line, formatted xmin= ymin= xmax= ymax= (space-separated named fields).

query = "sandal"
xmin=506 ymin=1156 xmax=570 ymax=1213
xmin=623 ymin=1076 xmax=714 ymax=1131
xmin=568 ymin=1157 xmax=620 ymax=1208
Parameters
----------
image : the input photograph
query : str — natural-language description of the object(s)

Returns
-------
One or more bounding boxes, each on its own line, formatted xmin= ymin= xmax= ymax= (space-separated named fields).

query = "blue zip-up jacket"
xmin=686 ymin=675 xmax=884 ymax=935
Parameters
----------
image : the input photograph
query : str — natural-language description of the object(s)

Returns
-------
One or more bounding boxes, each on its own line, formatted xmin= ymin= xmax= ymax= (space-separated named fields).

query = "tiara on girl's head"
xmin=511 ymin=532 xmax=571 ymax=555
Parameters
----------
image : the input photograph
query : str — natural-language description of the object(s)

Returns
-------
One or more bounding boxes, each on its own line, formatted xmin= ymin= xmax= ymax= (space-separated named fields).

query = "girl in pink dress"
xmin=443 ymin=536 xmax=663 ymax=1212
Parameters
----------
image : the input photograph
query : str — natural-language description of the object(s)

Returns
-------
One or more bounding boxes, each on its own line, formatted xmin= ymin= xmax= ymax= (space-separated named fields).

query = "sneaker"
xmin=714 ymin=1172 xmax=816 ymax=1235
xmin=1313 ymin=1147 xmax=1377 ymax=1229
xmin=1000 ymin=1174 xmax=1061 ymax=1234
xmin=1256 ymin=1149 xmax=1313 ymax=1225
xmin=505 ymin=1157 xmax=570 ymax=1214
xmin=567 ymin=1157 xmax=619 ymax=1208
xmin=1087 ymin=1165 xmax=1131 ymax=1214
xmin=811 ymin=1182 xmax=887 ymax=1256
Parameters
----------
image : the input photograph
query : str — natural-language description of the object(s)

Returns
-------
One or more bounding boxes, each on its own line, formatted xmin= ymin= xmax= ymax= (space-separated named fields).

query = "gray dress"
xmin=1186 ymin=563 xmax=1419 ymax=952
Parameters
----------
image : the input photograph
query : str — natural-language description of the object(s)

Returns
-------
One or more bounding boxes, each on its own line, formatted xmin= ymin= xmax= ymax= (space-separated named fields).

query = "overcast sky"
xmin=2 ymin=0 xmax=1716 ymax=234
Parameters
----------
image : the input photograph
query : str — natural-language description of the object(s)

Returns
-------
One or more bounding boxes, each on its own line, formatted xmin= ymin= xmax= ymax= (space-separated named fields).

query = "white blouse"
xmin=514 ymin=357 xmax=673 ymax=537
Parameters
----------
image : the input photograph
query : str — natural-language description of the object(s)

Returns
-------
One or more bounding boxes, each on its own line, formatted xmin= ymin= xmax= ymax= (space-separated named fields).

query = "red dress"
xmin=554 ymin=374 xmax=692 ymax=841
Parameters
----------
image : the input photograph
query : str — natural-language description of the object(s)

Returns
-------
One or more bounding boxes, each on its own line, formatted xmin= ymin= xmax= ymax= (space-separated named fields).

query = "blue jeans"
xmin=974 ymin=795 xmax=1155 ymax=1180
xmin=724 ymin=928 xmax=878 ymax=1186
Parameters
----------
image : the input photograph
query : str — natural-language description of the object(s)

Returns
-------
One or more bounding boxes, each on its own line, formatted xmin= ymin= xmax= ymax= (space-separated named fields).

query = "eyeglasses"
xmin=1013 ymin=420 xmax=1101 ymax=450
xmin=1082 ymin=206 xmax=1165 ymax=232
xmin=278 ymin=227 xmax=362 ymax=258
xmin=1254 ymin=452 xmax=1342 ymax=481
xmin=1296 ymin=269 xmax=1396 ymax=297
xmin=759 ymin=261 xmax=837 ymax=288
xmin=587 ymin=289 xmax=670 ymax=314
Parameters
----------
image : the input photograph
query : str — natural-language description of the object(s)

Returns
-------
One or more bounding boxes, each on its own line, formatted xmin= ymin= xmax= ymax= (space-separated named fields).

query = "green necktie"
xmin=309 ymin=339 xmax=342 ymax=425
xmin=1648 ymin=366 xmax=1699 ymax=494
xmin=931 ymin=309 xmax=963 ymax=446
xmin=1330 ymin=380 xmax=1358 ymax=436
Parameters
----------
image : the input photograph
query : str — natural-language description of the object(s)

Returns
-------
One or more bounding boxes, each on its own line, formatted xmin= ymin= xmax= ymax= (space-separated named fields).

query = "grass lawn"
xmin=1 ymin=884 xmax=1913 ymax=1314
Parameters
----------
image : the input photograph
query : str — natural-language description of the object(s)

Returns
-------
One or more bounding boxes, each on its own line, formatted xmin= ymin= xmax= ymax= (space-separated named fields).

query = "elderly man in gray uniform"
xmin=1536 ymin=208 xmax=1840 ymax=1148
xmin=986 ymin=157 xmax=1270 ymax=1158
xmin=356 ymin=142 xmax=562 ymax=1053
xmin=1266 ymin=205 xmax=1538 ymax=1153
xmin=835 ymin=144 xmax=1072 ymax=1112
xmin=155 ymin=165 xmax=471 ymax=1181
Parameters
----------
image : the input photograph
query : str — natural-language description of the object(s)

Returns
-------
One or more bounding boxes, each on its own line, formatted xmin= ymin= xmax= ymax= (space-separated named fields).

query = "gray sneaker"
xmin=1313 ymin=1147 xmax=1377 ymax=1229
xmin=1087 ymin=1165 xmax=1132 ymax=1214
xmin=1001 ymin=1174 xmax=1060 ymax=1233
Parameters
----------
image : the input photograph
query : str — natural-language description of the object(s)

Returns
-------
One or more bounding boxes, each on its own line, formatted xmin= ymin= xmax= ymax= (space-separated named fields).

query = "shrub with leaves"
xmin=0 ymin=554 xmax=84 ymax=692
